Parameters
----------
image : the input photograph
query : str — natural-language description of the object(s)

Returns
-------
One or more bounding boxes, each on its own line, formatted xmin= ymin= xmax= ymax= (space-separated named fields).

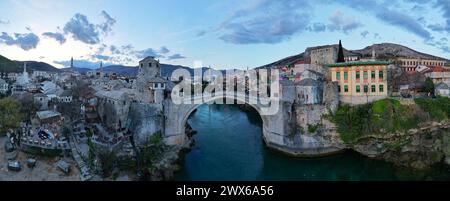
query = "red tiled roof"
xmin=426 ymin=66 xmax=450 ymax=72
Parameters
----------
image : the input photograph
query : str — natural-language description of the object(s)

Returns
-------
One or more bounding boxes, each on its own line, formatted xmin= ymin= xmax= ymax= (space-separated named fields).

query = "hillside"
xmin=353 ymin=43 xmax=449 ymax=61
xmin=0 ymin=55 xmax=21 ymax=73
xmin=66 ymin=63 xmax=209 ymax=77
xmin=15 ymin=61 xmax=61 ymax=72
xmin=257 ymin=43 xmax=450 ymax=69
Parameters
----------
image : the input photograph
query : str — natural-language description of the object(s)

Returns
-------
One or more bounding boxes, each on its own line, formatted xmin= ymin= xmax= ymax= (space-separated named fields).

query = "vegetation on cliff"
xmin=331 ymin=97 xmax=450 ymax=169
xmin=332 ymin=98 xmax=434 ymax=143
xmin=414 ymin=96 xmax=450 ymax=121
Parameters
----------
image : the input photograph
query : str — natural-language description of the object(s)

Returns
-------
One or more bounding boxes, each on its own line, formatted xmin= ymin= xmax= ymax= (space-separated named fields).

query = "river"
xmin=174 ymin=104 xmax=450 ymax=181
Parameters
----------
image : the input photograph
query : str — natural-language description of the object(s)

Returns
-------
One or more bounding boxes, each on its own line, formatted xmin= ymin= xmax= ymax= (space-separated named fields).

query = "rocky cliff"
xmin=352 ymin=121 xmax=450 ymax=169
xmin=128 ymin=103 xmax=164 ymax=147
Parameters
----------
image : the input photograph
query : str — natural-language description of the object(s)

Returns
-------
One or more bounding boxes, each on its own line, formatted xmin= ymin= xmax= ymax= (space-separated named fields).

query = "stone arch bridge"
xmin=163 ymin=91 xmax=289 ymax=149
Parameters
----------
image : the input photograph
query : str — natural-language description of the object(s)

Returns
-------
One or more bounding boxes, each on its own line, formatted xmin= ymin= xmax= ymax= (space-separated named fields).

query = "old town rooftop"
xmin=326 ymin=61 xmax=392 ymax=67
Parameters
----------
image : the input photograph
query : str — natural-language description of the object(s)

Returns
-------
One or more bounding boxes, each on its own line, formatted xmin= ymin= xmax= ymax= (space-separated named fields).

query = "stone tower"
xmin=138 ymin=56 xmax=160 ymax=78
xmin=135 ymin=56 xmax=166 ymax=104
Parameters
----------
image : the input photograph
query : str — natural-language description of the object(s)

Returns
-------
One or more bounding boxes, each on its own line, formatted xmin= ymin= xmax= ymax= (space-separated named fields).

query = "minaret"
xmin=69 ymin=57 xmax=75 ymax=73
xmin=23 ymin=62 xmax=27 ymax=73
xmin=372 ymin=47 xmax=376 ymax=61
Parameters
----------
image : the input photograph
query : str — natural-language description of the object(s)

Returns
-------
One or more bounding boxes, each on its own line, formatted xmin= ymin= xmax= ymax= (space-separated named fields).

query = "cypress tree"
xmin=337 ymin=40 xmax=345 ymax=63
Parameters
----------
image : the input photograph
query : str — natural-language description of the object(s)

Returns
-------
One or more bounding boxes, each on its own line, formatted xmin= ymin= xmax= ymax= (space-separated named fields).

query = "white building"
xmin=58 ymin=90 xmax=73 ymax=103
xmin=40 ymin=81 xmax=62 ymax=95
xmin=0 ymin=78 xmax=8 ymax=94
xmin=32 ymin=71 xmax=50 ymax=79
xmin=435 ymin=82 xmax=450 ymax=97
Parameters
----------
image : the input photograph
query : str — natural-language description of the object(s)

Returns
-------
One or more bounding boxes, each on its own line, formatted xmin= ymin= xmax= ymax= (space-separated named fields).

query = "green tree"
xmin=337 ymin=40 xmax=345 ymax=63
xmin=0 ymin=97 xmax=23 ymax=134
xmin=424 ymin=77 xmax=435 ymax=94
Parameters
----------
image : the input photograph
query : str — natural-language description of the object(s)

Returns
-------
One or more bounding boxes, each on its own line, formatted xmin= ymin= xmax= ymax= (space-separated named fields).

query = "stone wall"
xmin=128 ymin=103 xmax=164 ymax=147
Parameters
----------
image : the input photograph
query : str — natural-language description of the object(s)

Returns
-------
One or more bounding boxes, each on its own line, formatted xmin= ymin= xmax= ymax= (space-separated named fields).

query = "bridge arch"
xmin=163 ymin=93 xmax=283 ymax=147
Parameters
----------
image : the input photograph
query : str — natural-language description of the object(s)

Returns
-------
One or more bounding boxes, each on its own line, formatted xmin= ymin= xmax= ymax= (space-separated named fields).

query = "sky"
xmin=0 ymin=0 xmax=449 ymax=69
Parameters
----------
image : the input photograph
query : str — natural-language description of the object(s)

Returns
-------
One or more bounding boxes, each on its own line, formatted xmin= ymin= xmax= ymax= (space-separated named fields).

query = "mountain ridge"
xmin=257 ymin=43 xmax=450 ymax=69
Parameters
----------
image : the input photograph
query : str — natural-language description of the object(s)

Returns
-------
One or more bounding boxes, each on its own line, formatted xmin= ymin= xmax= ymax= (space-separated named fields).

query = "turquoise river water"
xmin=174 ymin=104 xmax=450 ymax=181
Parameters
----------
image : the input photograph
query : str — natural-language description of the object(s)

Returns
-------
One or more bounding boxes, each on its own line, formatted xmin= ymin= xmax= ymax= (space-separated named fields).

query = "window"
xmin=344 ymin=72 xmax=348 ymax=80
xmin=344 ymin=85 xmax=349 ymax=92
xmin=363 ymin=71 xmax=368 ymax=79
xmin=140 ymin=63 xmax=143 ymax=68
xmin=379 ymin=85 xmax=384 ymax=92
xmin=338 ymin=85 xmax=341 ymax=92
xmin=149 ymin=62 xmax=152 ymax=67
xmin=379 ymin=71 xmax=384 ymax=79
xmin=336 ymin=72 xmax=341 ymax=80
xmin=371 ymin=71 xmax=376 ymax=79
xmin=364 ymin=85 xmax=368 ymax=93
xmin=356 ymin=71 xmax=360 ymax=79
xmin=356 ymin=85 xmax=361 ymax=93
xmin=371 ymin=85 xmax=376 ymax=92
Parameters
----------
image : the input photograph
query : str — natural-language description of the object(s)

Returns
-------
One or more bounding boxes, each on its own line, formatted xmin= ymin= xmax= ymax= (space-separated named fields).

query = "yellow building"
xmin=328 ymin=61 xmax=390 ymax=105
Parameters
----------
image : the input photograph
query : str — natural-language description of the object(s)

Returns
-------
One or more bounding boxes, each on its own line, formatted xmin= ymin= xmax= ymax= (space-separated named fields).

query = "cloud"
xmin=435 ymin=0 xmax=450 ymax=33
xmin=374 ymin=33 xmax=380 ymax=39
xmin=167 ymin=53 xmax=186 ymax=60
xmin=0 ymin=32 xmax=40 ymax=50
xmin=218 ymin=0 xmax=312 ymax=44
xmin=0 ymin=19 xmax=9 ymax=24
xmin=63 ymin=13 xmax=100 ymax=44
xmin=93 ymin=54 xmax=111 ymax=60
xmin=403 ymin=0 xmax=430 ymax=4
xmin=196 ymin=30 xmax=206 ymax=37
xmin=98 ymin=10 xmax=116 ymax=35
xmin=310 ymin=23 xmax=326 ymax=32
xmin=428 ymin=24 xmax=446 ymax=32
xmin=327 ymin=10 xmax=363 ymax=34
xmin=331 ymin=0 xmax=431 ymax=40
xmin=361 ymin=30 xmax=369 ymax=38
xmin=133 ymin=48 xmax=163 ymax=58
xmin=159 ymin=46 xmax=170 ymax=54
xmin=42 ymin=32 xmax=66 ymax=44
xmin=110 ymin=45 xmax=121 ymax=54
xmin=375 ymin=9 xmax=431 ymax=39
xmin=425 ymin=36 xmax=450 ymax=53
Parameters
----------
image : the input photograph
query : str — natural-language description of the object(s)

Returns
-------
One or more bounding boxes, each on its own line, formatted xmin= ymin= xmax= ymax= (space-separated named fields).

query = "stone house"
xmin=295 ymin=78 xmax=323 ymax=105
xmin=95 ymin=89 xmax=133 ymax=131
xmin=33 ymin=93 xmax=49 ymax=110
